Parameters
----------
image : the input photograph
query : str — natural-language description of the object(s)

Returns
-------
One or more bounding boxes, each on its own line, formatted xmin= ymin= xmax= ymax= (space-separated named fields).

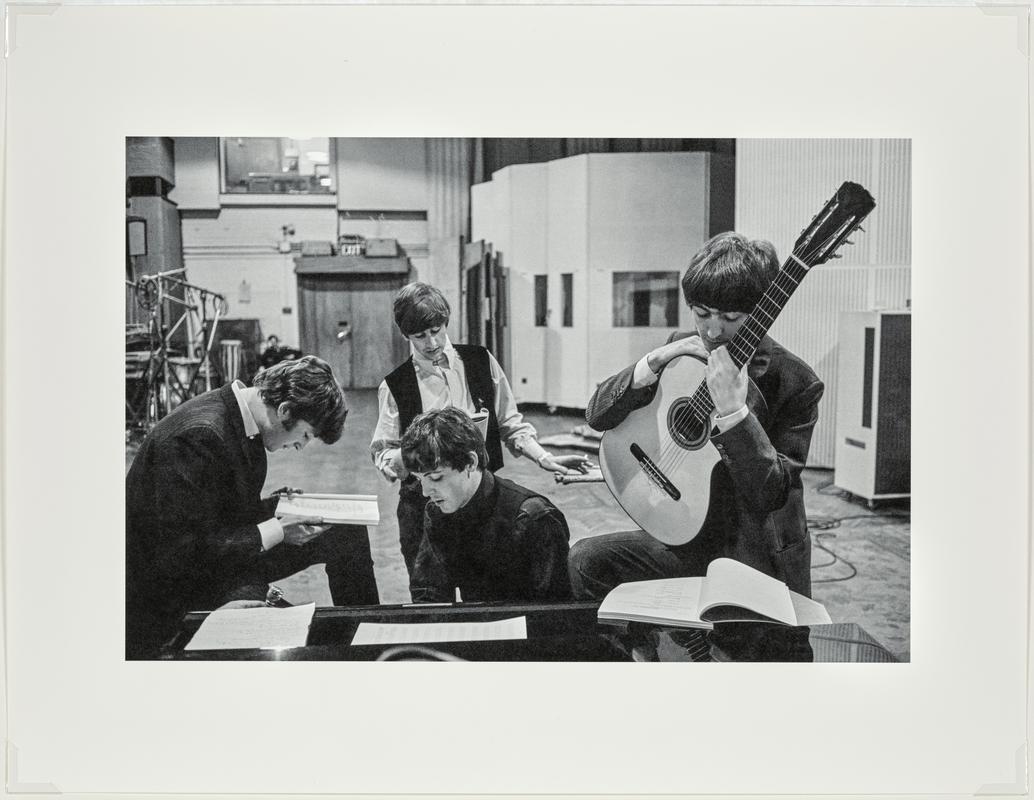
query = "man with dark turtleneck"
xmin=399 ymin=407 xmax=573 ymax=604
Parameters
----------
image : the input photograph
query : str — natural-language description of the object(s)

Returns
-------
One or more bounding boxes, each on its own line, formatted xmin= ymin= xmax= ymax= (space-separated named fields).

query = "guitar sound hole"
xmin=668 ymin=398 xmax=710 ymax=450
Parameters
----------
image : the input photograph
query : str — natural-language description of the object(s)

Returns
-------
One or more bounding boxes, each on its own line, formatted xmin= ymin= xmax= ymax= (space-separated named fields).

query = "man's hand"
xmin=646 ymin=337 xmax=710 ymax=374
xmin=378 ymin=449 xmax=409 ymax=482
xmin=706 ymin=346 xmax=748 ymax=416
xmin=266 ymin=486 xmax=304 ymax=501
xmin=278 ymin=514 xmax=330 ymax=546
xmin=537 ymin=453 xmax=595 ymax=476
xmin=216 ymin=599 xmax=268 ymax=610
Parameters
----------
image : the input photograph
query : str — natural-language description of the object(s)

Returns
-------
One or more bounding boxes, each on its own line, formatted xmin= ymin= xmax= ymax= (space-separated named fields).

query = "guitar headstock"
xmin=793 ymin=181 xmax=876 ymax=268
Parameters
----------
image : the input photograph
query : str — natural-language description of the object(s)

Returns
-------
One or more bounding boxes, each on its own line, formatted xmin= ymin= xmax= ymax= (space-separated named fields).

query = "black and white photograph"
xmin=124 ymin=136 xmax=912 ymax=664
xmin=3 ymin=4 xmax=1028 ymax=797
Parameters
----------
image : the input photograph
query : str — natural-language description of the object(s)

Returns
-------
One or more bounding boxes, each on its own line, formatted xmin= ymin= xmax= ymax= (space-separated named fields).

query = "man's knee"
xmin=568 ymin=536 xmax=612 ymax=600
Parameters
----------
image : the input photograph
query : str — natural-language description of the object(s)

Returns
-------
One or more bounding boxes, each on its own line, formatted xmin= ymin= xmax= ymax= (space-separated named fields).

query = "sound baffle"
xmin=834 ymin=310 xmax=911 ymax=504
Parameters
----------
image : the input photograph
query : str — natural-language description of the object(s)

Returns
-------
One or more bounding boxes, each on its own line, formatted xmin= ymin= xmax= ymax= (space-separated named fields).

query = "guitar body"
xmin=599 ymin=355 xmax=722 ymax=546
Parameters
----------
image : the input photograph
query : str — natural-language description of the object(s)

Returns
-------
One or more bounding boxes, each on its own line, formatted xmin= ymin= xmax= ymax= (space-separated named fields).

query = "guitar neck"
xmin=727 ymin=253 xmax=810 ymax=369
xmin=691 ymin=253 xmax=810 ymax=414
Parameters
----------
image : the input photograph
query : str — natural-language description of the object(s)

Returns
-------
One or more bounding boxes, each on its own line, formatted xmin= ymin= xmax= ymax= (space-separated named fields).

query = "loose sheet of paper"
xmin=185 ymin=603 xmax=316 ymax=650
xmin=350 ymin=616 xmax=527 ymax=646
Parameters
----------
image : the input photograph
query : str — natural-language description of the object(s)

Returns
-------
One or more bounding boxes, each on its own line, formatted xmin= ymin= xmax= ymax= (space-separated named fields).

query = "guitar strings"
xmin=653 ymin=223 xmax=850 ymax=477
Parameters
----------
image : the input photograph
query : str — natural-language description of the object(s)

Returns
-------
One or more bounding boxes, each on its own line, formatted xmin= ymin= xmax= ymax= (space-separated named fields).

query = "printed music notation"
xmin=275 ymin=493 xmax=380 ymax=526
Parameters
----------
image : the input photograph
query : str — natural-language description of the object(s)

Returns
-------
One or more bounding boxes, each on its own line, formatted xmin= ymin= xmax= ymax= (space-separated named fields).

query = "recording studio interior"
xmin=125 ymin=137 xmax=911 ymax=661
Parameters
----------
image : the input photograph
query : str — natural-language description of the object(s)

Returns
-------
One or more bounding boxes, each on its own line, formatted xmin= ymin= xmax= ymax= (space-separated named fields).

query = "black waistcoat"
xmin=384 ymin=344 xmax=505 ymax=471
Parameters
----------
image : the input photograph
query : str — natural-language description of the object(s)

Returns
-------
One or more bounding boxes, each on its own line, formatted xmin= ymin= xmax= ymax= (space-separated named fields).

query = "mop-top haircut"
xmin=393 ymin=282 xmax=451 ymax=337
xmin=252 ymin=355 xmax=348 ymax=443
xmin=400 ymin=407 xmax=489 ymax=474
xmin=681 ymin=231 xmax=780 ymax=313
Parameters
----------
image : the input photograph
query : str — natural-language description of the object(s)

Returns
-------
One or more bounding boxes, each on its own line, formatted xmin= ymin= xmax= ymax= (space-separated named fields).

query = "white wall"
xmin=472 ymin=153 xmax=715 ymax=409
xmin=736 ymin=138 xmax=912 ymax=467
xmin=584 ymin=152 xmax=707 ymax=399
xmin=169 ymin=137 xmax=220 ymax=210
xmin=167 ymin=137 xmax=455 ymax=350
xmin=180 ymin=206 xmax=337 ymax=346
xmin=336 ymin=138 xmax=427 ymax=211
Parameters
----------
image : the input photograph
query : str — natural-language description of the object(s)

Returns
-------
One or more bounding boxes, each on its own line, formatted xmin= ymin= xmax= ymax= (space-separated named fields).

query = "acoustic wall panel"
xmin=736 ymin=138 xmax=911 ymax=468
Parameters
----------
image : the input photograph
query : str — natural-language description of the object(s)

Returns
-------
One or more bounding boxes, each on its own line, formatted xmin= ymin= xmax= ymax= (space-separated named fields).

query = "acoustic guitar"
xmin=598 ymin=181 xmax=876 ymax=545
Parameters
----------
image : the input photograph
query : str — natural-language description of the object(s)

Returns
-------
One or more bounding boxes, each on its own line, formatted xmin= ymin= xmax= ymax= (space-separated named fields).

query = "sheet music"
xmin=276 ymin=494 xmax=379 ymax=525
xmin=597 ymin=577 xmax=705 ymax=626
xmin=350 ymin=616 xmax=527 ymax=646
xmin=789 ymin=590 xmax=833 ymax=626
xmin=185 ymin=603 xmax=316 ymax=650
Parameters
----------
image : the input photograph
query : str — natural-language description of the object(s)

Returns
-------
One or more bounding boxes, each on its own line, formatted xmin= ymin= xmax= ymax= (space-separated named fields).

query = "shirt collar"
xmin=230 ymin=379 xmax=262 ymax=439
xmin=411 ymin=335 xmax=457 ymax=372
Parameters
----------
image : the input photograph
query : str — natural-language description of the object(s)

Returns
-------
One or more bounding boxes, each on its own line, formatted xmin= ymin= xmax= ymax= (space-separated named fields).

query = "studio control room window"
xmin=221 ymin=137 xmax=334 ymax=195
xmin=612 ymin=271 xmax=680 ymax=327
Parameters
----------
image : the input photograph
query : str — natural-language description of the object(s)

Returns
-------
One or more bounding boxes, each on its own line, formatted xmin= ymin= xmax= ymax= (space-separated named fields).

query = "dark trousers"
xmin=397 ymin=480 xmax=428 ymax=577
xmin=127 ymin=526 xmax=379 ymax=660
xmin=228 ymin=524 xmax=380 ymax=606
xmin=567 ymin=529 xmax=709 ymax=600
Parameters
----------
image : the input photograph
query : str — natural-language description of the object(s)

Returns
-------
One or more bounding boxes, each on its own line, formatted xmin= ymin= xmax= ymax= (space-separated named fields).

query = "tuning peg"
xmin=857 ymin=225 xmax=866 ymax=233
xmin=843 ymin=239 xmax=855 ymax=246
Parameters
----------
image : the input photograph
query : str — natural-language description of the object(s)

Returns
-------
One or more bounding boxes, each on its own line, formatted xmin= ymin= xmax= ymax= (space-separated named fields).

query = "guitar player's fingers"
xmin=706 ymin=348 xmax=748 ymax=415
xmin=669 ymin=336 xmax=709 ymax=361
xmin=648 ymin=337 xmax=708 ymax=372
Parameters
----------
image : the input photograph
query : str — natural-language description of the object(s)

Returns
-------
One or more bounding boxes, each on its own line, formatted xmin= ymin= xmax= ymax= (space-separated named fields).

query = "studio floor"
xmin=128 ymin=388 xmax=911 ymax=661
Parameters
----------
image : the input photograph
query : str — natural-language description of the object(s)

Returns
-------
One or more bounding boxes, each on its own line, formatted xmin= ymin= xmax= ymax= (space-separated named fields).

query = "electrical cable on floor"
xmin=809 ymin=529 xmax=858 ymax=583
xmin=806 ymin=507 xmax=908 ymax=582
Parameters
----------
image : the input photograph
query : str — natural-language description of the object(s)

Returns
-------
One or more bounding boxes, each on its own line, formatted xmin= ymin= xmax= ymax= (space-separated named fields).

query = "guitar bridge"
xmin=629 ymin=443 xmax=681 ymax=501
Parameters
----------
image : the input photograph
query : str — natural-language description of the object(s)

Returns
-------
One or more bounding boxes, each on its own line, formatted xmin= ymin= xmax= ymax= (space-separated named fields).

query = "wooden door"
xmin=297 ymin=271 xmax=409 ymax=389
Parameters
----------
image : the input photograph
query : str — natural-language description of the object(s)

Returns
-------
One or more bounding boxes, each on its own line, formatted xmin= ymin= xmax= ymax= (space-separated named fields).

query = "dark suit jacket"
xmin=126 ymin=384 xmax=276 ymax=657
xmin=586 ymin=331 xmax=823 ymax=596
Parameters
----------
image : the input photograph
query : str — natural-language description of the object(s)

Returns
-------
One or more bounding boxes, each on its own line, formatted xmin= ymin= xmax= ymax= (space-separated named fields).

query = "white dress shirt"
xmin=231 ymin=380 xmax=284 ymax=550
xmin=371 ymin=336 xmax=547 ymax=478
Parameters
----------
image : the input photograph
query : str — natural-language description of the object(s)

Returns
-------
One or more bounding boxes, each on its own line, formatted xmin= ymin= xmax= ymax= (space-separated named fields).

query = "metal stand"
xmin=125 ymin=270 xmax=228 ymax=436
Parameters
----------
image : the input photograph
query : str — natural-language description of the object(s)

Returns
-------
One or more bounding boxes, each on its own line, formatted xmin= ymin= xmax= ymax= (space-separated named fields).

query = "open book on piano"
xmin=598 ymin=557 xmax=831 ymax=630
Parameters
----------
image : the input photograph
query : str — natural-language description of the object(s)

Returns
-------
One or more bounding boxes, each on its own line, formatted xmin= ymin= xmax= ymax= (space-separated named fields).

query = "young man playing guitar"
xmin=569 ymin=232 xmax=824 ymax=600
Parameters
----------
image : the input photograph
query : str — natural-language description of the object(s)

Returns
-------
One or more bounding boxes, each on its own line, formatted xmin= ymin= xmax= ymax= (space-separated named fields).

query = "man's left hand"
xmin=706 ymin=346 xmax=748 ymax=416
xmin=538 ymin=454 xmax=596 ymax=476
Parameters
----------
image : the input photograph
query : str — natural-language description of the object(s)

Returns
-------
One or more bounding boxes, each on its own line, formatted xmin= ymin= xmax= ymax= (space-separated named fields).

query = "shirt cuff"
xmin=631 ymin=355 xmax=660 ymax=389
xmin=519 ymin=437 xmax=549 ymax=463
xmin=258 ymin=518 xmax=284 ymax=551
xmin=713 ymin=405 xmax=749 ymax=433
